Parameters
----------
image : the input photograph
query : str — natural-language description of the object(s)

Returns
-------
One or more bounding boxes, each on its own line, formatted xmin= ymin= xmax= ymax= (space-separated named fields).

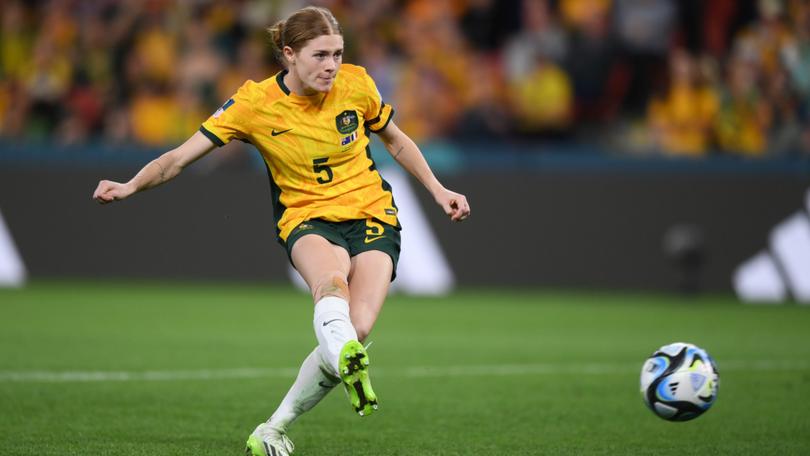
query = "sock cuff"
xmin=314 ymin=296 xmax=350 ymax=320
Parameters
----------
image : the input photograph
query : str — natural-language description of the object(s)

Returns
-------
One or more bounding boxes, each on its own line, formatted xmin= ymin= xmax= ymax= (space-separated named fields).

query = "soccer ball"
xmin=640 ymin=342 xmax=719 ymax=421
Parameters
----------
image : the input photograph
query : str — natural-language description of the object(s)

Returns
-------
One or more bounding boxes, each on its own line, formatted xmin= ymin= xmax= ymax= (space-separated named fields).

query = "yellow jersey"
xmin=200 ymin=64 xmax=398 ymax=242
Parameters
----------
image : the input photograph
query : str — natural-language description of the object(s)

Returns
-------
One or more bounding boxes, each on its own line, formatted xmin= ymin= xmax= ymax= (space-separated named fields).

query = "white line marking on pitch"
xmin=0 ymin=368 xmax=299 ymax=383
xmin=0 ymin=360 xmax=807 ymax=384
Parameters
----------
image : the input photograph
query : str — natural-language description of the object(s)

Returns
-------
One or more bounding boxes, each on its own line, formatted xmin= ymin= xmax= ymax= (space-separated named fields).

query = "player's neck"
xmin=283 ymin=71 xmax=324 ymax=98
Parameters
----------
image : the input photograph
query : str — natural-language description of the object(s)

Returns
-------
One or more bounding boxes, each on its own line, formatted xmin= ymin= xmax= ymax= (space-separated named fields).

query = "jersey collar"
xmin=276 ymin=68 xmax=330 ymax=105
xmin=276 ymin=69 xmax=291 ymax=95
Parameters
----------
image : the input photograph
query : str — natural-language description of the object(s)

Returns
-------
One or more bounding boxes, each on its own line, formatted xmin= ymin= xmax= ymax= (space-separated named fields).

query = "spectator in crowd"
xmin=23 ymin=31 xmax=73 ymax=138
xmin=564 ymin=2 xmax=624 ymax=129
xmin=715 ymin=55 xmax=772 ymax=156
xmin=128 ymin=81 xmax=180 ymax=146
xmin=455 ymin=54 xmax=512 ymax=139
xmin=177 ymin=16 xmax=225 ymax=107
xmin=508 ymin=51 xmax=574 ymax=136
xmin=765 ymin=66 xmax=803 ymax=154
xmin=504 ymin=0 xmax=569 ymax=85
xmin=783 ymin=0 xmax=810 ymax=153
xmin=613 ymin=0 xmax=677 ymax=115
xmin=131 ymin=15 xmax=178 ymax=87
xmin=784 ymin=0 xmax=810 ymax=100
xmin=647 ymin=49 xmax=719 ymax=156
xmin=733 ymin=0 xmax=794 ymax=84
xmin=1 ymin=1 xmax=32 ymax=85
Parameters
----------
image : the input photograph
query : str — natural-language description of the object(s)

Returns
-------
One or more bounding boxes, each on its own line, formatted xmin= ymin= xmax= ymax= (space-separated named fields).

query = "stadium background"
xmin=1 ymin=0 xmax=809 ymax=293
xmin=2 ymin=2 xmax=810 ymax=455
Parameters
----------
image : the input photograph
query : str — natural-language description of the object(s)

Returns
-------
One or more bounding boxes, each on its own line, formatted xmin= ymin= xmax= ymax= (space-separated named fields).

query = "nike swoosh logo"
xmin=322 ymin=318 xmax=341 ymax=327
xmin=364 ymin=235 xmax=385 ymax=244
xmin=318 ymin=381 xmax=336 ymax=389
xmin=271 ymin=128 xmax=292 ymax=136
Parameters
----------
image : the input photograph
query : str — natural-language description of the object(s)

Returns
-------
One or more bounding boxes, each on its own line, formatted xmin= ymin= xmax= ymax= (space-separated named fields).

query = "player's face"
xmin=290 ymin=34 xmax=344 ymax=94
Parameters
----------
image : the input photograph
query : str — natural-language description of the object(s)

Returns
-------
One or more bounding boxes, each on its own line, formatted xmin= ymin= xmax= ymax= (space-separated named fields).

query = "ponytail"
xmin=267 ymin=19 xmax=285 ymax=56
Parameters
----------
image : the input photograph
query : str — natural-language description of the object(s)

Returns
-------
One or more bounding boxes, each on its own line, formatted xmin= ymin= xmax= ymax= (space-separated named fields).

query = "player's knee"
xmin=312 ymin=272 xmax=350 ymax=302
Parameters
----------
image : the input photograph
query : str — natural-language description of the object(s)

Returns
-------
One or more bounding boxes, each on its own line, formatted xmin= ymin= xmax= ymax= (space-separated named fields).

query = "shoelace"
xmin=258 ymin=425 xmax=294 ymax=453
xmin=280 ymin=434 xmax=294 ymax=453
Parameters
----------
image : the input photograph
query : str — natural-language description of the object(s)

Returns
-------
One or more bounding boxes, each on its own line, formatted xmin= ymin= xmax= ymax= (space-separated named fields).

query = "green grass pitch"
xmin=1 ymin=281 xmax=809 ymax=455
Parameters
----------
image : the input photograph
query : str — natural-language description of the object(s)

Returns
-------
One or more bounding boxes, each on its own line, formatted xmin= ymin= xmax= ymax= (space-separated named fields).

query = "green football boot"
xmin=339 ymin=340 xmax=378 ymax=416
xmin=245 ymin=423 xmax=294 ymax=456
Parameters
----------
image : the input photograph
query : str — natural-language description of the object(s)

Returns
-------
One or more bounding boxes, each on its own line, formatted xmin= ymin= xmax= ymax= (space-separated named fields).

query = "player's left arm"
xmin=377 ymin=121 xmax=470 ymax=222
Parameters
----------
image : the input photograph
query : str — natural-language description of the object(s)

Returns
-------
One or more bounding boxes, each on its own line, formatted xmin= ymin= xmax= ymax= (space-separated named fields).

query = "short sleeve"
xmin=361 ymin=72 xmax=395 ymax=133
xmin=199 ymin=81 xmax=256 ymax=146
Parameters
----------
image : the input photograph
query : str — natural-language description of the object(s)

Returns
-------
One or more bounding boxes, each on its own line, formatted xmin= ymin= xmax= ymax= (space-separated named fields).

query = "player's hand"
xmin=435 ymin=188 xmax=470 ymax=222
xmin=93 ymin=180 xmax=133 ymax=204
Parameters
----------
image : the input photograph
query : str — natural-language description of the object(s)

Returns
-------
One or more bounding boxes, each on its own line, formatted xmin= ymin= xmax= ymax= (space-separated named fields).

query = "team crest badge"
xmin=335 ymin=110 xmax=359 ymax=134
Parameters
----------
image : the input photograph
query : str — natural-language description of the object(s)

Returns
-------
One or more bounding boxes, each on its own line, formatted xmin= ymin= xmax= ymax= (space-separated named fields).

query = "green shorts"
xmin=283 ymin=218 xmax=401 ymax=280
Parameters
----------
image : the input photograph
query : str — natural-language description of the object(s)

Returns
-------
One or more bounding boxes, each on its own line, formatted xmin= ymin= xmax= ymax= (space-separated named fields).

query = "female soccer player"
xmin=93 ymin=6 xmax=469 ymax=456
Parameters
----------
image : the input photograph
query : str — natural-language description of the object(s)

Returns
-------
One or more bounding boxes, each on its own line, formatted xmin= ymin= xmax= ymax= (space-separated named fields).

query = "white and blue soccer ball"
xmin=640 ymin=342 xmax=719 ymax=421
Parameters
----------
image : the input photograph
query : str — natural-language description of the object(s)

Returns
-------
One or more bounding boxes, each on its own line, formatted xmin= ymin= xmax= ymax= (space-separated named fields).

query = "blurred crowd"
xmin=1 ymin=0 xmax=809 ymax=158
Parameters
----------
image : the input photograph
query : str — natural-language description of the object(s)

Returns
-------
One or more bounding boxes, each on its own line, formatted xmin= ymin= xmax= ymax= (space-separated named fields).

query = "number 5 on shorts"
xmin=364 ymin=219 xmax=385 ymax=244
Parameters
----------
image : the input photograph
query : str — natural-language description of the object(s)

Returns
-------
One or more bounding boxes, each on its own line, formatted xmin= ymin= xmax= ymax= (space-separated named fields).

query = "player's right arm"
xmin=92 ymin=131 xmax=216 ymax=204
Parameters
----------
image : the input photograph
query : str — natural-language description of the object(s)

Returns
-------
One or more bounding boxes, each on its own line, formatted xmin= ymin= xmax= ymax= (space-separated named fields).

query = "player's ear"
xmin=282 ymin=46 xmax=295 ymax=65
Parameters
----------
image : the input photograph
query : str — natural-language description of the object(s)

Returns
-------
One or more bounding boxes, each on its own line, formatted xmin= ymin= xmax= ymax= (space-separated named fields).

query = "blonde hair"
xmin=267 ymin=6 xmax=342 ymax=65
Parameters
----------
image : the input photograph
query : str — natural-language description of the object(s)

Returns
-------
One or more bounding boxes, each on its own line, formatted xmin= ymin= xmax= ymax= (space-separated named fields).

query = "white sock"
xmin=266 ymin=348 xmax=340 ymax=432
xmin=313 ymin=296 xmax=358 ymax=375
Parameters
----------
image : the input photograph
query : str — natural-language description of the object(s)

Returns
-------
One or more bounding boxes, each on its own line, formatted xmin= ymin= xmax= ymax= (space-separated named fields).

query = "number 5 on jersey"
xmin=312 ymin=158 xmax=333 ymax=184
